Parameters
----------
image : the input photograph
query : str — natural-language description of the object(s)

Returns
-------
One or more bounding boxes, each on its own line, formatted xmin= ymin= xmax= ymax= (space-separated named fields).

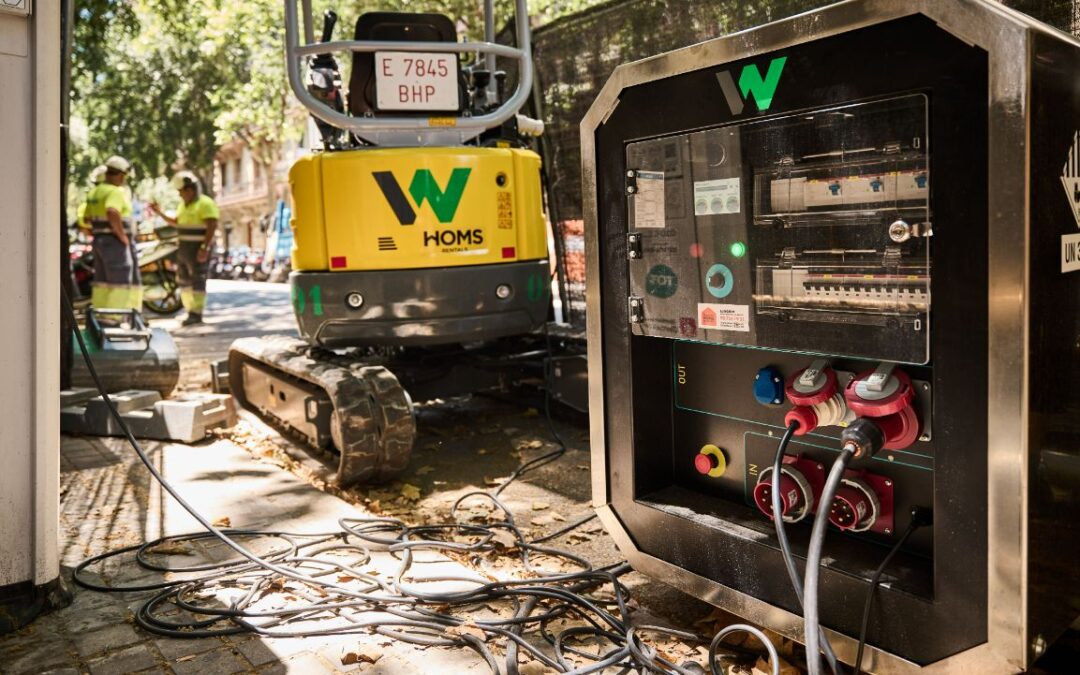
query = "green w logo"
xmin=716 ymin=56 xmax=787 ymax=115
xmin=373 ymin=168 xmax=471 ymax=225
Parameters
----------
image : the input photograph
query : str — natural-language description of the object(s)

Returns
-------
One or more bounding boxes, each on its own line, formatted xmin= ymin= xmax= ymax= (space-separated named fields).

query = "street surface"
xmin=150 ymin=280 xmax=297 ymax=392
xmin=2 ymin=279 xmax=746 ymax=674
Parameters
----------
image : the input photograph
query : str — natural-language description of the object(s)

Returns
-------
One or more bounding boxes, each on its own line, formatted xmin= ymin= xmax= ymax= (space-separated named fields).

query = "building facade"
xmin=212 ymin=122 xmax=316 ymax=251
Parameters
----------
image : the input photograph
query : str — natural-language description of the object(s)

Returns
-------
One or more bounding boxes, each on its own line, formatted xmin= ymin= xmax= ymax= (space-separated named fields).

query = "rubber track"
xmin=228 ymin=336 xmax=415 ymax=485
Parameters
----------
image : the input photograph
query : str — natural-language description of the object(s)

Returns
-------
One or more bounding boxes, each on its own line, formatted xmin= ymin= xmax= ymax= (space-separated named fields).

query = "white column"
xmin=0 ymin=0 xmax=60 ymax=590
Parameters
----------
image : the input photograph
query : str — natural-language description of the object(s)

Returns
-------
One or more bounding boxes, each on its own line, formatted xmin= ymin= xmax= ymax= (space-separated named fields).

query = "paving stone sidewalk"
xmin=0 ymin=434 xmax=497 ymax=675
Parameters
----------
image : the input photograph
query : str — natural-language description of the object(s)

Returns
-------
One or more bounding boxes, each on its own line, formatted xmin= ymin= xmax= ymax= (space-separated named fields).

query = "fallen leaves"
xmin=400 ymin=483 xmax=422 ymax=501
xmin=530 ymin=511 xmax=567 ymax=527
xmin=490 ymin=530 xmax=519 ymax=549
xmin=212 ymin=516 xmax=231 ymax=528
xmin=144 ymin=541 xmax=192 ymax=556
xmin=531 ymin=502 xmax=550 ymax=511
xmin=341 ymin=644 xmax=383 ymax=665
xmin=446 ymin=623 xmax=487 ymax=640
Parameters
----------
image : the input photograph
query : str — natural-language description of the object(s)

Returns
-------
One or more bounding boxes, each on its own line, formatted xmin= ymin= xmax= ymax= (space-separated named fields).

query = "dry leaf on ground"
xmin=212 ymin=516 xmax=231 ymax=528
xmin=491 ymin=530 xmax=518 ymax=549
xmin=531 ymin=502 xmax=550 ymax=511
xmin=400 ymin=484 xmax=422 ymax=501
xmin=144 ymin=541 xmax=192 ymax=556
xmin=341 ymin=644 xmax=383 ymax=665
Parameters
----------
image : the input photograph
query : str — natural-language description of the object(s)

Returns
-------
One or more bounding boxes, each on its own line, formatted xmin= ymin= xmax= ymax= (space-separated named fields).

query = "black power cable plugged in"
xmin=770 ymin=421 xmax=842 ymax=675
xmin=852 ymin=506 xmax=932 ymax=675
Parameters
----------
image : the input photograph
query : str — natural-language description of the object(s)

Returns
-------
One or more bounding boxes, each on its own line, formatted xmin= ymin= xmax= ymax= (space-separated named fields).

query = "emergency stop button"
xmin=694 ymin=444 xmax=727 ymax=478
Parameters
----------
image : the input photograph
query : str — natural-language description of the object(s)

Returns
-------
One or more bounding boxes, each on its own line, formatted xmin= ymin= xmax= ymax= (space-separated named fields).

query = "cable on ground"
xmin=66 ymin=290 xmax=772 ymax=674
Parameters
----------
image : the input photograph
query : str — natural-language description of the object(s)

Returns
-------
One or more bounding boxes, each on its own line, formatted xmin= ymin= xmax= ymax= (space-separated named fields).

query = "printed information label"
xmin=697 ymin=303 xmax=750 ymax=332
xmin=634 ymin=171 xmax=666 ymax=228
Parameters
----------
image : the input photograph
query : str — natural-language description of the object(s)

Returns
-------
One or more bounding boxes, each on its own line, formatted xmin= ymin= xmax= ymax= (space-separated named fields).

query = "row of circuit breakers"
xmin=585 ymin=0 xmax=1080 ymax=673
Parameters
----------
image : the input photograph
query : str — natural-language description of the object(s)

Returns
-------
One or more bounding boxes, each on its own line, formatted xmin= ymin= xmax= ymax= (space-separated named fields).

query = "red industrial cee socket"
xmin=828 ymin=470 xmax=895 ymax=535
xmin=754 ymin=457 xmax=896 ymax=536
xmin=752 ymin=455 xmax=826 ymax=523
xmin=844 ymin=367 xmax=921 ymax=450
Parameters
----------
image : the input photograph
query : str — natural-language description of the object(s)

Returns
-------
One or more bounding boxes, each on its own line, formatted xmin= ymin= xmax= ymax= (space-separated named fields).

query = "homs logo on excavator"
xmin=373 ymin=168 xmax=471 ymax=224
xmin=373 ymin=167 xmax=482 ymax=249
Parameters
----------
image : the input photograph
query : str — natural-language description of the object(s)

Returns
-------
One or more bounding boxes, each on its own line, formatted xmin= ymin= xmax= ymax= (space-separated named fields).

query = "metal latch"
xmin=779 ymin=247 xmax=798 ymax=267
xmin=882 ymin=246 xmax=902 ymax=267
xmin=628 ymin=296 xmax=644 ymax=323
xmin=864 ymin=362 xmax=896 ymax=393
xmin=798 ymin=359 xmax=831 ymax=390
xmin=627 ymin=232 xmax=642 ymax=260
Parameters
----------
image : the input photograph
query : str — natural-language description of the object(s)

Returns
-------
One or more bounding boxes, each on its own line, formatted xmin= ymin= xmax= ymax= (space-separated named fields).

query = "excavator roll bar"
xmin=284 ymin=0 xmax=534 ymax=144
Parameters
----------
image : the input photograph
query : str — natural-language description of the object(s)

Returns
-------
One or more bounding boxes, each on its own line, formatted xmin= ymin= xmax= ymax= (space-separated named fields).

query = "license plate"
xmin=374 ymin=52 xmax=459 ymax=112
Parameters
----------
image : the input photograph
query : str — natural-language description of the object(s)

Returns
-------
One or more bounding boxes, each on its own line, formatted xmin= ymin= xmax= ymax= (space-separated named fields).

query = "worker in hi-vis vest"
xmin=149 ymin=171 xmax=219 ymax=325
xmin=84 ymin=156 xmax=142 ymax=310
xmin=76 ymin=164 xmax=107 ymax=234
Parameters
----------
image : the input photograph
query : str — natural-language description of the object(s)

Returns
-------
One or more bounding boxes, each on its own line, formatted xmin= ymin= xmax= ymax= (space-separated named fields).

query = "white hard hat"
xmin=104 ymin=155 xmax=132 ymax=174
xmin=89 ymin=165 xmax=107 ymax=184
xmin=171 ymin=170 xmax=200 ymax=192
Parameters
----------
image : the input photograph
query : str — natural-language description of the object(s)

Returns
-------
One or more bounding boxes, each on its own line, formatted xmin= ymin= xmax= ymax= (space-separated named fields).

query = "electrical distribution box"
xmin=582 ymin=1 xmax=1080 ymax=672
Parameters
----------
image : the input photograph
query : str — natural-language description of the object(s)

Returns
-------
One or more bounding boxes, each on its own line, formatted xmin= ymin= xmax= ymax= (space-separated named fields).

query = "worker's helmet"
xmin=88 ymin=165 xmax=107 ymax=185
xmin=171 ymin=171 xmax=201 ymax=194
xmin=104 ymin=155 xmax=132 ymax=175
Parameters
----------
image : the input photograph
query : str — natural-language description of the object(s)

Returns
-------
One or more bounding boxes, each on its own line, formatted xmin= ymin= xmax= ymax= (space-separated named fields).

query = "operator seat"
xmin=347 ymin=12 xmax=462 ymax=117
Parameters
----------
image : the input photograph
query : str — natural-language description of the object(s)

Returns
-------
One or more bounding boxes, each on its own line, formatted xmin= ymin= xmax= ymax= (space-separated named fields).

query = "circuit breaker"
xmin=582 ymin=1 xmax=1080 ymax=672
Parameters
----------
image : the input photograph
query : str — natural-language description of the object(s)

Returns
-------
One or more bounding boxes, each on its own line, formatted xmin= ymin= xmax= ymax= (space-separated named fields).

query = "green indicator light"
xmin=730 ymin=241 xmax=747 ymax=258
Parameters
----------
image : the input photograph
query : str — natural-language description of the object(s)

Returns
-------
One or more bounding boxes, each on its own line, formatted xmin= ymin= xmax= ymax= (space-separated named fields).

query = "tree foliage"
xmin=69 ymin=0 xmax=605 ymax=208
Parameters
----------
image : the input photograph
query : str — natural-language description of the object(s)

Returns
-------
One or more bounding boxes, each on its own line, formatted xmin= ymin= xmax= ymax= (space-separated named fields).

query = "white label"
xmin=694 ymin=178 xmax=741 ymax=215
xmin=697 ymin=303 xmax=750 ymax=332
xmin=375 ymin=52 xmax=459 ymax=111
xmin=770 ymin=177 xmax=806 ymax=212
xmin=634 ymin=171 xmax=666 ymax=228
xmin=1062 ymin=233 xmax=1080 ymax=273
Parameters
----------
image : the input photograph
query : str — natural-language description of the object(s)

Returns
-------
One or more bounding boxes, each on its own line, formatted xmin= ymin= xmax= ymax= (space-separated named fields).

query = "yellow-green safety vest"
xmin=175 ymin=194 xmax=221 ymax=243
xmin=84 ymin=184 xmax=133 ymax=236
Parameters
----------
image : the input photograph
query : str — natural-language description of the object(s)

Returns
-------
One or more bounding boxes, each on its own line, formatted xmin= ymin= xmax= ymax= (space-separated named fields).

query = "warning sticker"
xmin=497 ymin=192 xmax=513 ymax=229
xmin=1060 ymin=131 xmax=1080 ymax=274
xmin=634 ymin=171 xmax=666 ymax=228
xmin=697 ymin=303 xmax=750 ymax=332
xmin=694 ymin=178 xmax=741 ymax=216
xmin=1062 ymin=131 xmax=1080 ymax=229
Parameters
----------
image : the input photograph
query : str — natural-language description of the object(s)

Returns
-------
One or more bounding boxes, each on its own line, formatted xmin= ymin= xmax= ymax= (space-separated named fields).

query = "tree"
xmin=69 ymin=0 xmax=608 ymax=216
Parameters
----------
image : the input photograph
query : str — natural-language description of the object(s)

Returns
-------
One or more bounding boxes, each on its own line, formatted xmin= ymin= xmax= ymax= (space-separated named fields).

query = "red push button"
xmin=694 ymin=445 xmax=727 ymax=478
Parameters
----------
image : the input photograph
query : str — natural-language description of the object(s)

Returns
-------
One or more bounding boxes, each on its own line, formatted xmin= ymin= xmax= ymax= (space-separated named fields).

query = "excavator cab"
xmin=228 ymin=0 xmax=549 ymax=485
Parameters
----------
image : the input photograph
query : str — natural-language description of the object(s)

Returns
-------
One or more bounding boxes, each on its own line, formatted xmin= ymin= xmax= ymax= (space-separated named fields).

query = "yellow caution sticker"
xmin=428 ymin=117 xmax=457 ymax=127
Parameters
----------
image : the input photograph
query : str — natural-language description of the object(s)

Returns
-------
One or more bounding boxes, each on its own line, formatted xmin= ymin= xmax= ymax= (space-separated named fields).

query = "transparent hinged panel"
xmin=625 ymin=94 xmax=931 ymax=364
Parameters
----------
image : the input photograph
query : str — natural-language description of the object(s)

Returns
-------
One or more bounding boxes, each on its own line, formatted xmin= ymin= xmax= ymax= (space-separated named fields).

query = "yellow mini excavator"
xmin=228 ymin=0 xmax=552 ymax=485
